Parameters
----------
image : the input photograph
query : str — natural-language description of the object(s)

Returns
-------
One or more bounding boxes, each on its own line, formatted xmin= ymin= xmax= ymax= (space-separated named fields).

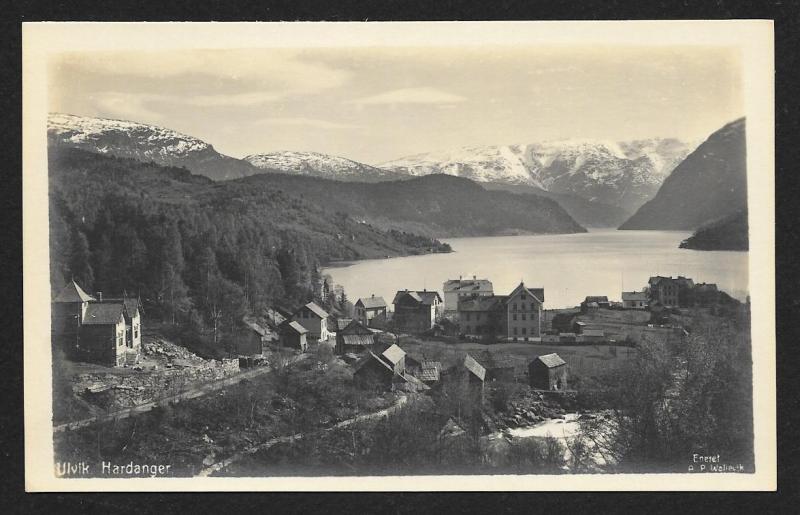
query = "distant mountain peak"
xmin=47 ymin=113 xmax=257 ymax=181
xmin=378 ymin=138 xmax=697 ymax=212
xmin=244 ymin=150 xmax=407 ymax=183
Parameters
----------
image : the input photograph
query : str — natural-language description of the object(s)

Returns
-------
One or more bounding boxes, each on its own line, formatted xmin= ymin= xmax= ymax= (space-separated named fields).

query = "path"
xmin=53 ymin=354 xmax=307 ymax=434
xmin=197 ymin=394 xmax=408 ymax=477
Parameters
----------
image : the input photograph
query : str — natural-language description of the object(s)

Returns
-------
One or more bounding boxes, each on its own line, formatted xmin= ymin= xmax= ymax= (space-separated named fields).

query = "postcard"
xmin=23 ymin=20 xmax=775 ymax=491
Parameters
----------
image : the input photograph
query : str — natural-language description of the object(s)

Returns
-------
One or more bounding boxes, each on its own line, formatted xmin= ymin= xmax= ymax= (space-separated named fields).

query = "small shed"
xmin=279 ymin=321 xmax=308 ymax=352
xmin=380 ymin=343 xmax=407 ymax=375
xmin=579 ymin=328 xmax=605 ymax=343
xmin=529 ymin=353 xmax=568 ymax=391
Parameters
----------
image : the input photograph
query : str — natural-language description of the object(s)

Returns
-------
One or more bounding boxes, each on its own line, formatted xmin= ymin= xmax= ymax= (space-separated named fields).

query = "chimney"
xmin=96 ymin=291 xmax=103 ymax=302
xmin=473 ymin=275 xmax=476 ymax=280
xmin=371 ymin=293 xmax=375 ymax=298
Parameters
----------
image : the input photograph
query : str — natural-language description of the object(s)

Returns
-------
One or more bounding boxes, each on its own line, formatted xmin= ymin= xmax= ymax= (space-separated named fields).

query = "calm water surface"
xmin=322 ymin=229 xmax=749 ymax=309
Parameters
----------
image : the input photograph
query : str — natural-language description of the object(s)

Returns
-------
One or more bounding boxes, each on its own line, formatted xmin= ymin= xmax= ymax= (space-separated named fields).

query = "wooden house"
xmin=51 ymin=280 xmax=142 ymax=367
xmin=335 ymin=319 xmax=375 ymax=355
xmin=354 ymin=294 xmax=388 ymax=327
xmin=392 ymin=290 xmax=442 ymax=333
xmin=280 ymin=321 xmax=308 ymax=352
xmin=622 ymin=291 xmax=648 ymax=310
xmin=379 ymin=343 xmax=406 ymax=375
xmin=292 ymin=301 xmax=330 ymax=341
xmin=529 ymin=353 xmax=568 ymax=391
xmin=235 ymin=320 xmax=274 ymax=356
xmin=505 ymin=282 xmax=544 ymax=342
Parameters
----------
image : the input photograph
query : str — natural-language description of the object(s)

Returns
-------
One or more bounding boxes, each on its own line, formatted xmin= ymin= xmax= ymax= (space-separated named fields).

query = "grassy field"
xmin=397 ymin=337 xmax=637 ymax=384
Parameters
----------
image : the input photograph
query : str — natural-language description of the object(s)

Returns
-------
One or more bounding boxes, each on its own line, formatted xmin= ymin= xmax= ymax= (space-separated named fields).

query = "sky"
xmin=48 ymin=46 xmax=743 ymax=164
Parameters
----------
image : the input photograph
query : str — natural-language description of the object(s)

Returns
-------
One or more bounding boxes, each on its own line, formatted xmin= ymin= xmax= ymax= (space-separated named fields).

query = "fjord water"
xmin=322 ymin=229 xmax=749 ymax=309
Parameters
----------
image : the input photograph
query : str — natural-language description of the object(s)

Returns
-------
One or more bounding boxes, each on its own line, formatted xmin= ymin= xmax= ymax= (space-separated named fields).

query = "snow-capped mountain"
xmin=47 ymin=113 xmax=258 ymax=181
xmin=244 ymin=151 xmax=405 ymax=183
xmin=379 ymin=139 xmax=697 ymax=213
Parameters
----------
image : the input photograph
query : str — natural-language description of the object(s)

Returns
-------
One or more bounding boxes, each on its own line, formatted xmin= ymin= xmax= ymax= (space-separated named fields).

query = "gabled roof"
xmin=534 ymin=353 xmax=567 ymax=368
xmin=300 ymin=301 xmax=329 ymax=319
xmin=82 ymin=302 xmax=124 ymax=325
xmin=354 ymin=350 xmax=395 ymax=374
xmin=284 ymin=320 xmax=308 ymax=335
xmin=584 ymin=296 xmax=609 ymax=303
xmin=381 ymin=344 xmax=406 ymax=365
xmin=622 ymin=291 xmax=648 ymax=301
xmin=243 ymin=319 xmax=271 ymax=337
xmin=508 ymin=282 xmax=544 ymax=303
xmin=393 ymin=290 xmax=441 ymax=306
xmin=54 ymin=280 xmax=95 ymax=303
xmin=462 ymin=354 xmax=486 ymax=381
xmin=475 ymin=351 xmax=516 ymax=370
xmin=356 ymin=295 xmax=387 ymax=309
xmin=340 ymin=319 xmax=373 ymax=335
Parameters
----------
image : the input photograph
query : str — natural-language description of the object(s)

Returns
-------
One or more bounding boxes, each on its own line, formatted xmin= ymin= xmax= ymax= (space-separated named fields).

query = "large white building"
xmin=442 ymin=276 xmax=494 ymax=312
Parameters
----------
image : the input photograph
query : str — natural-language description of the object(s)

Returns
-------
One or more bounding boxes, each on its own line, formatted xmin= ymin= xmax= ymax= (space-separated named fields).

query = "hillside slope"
xmin=679 ymin=209 xmax=749 ymax=251
xmin=620 ymin=118 xmax=747 ymax=231
xmin=233 ymin=171 xmax=586 ymax=238
xmin=48 ymin=113 xmax=260 ymax=181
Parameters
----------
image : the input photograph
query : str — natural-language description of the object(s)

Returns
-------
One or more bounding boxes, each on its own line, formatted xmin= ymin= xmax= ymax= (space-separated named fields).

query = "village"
xmin=50 ymin=270 xmax=744 ymax=477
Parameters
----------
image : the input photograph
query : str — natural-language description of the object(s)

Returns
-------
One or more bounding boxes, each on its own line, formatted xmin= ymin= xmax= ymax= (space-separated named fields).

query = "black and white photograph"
xmin=22 ymin=21 xmax=775 ymax=491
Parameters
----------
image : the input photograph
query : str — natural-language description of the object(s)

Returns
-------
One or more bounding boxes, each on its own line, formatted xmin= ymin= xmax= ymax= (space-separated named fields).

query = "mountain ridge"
xmin=619 ymin=118 xmax=747 ymax=231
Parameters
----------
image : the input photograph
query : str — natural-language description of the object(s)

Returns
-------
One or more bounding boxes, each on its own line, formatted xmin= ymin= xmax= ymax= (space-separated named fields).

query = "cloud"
xmin=181 ymin=92 xmax=283 ymax=107
xmin=254 ymin=117 xmax=362 ymax=130
xmin=93 ymin=92 xmax=165 ymax=123
xmin=349 ymin=87 xmax=466 ymax=106
xmin=59 ymin=50 xmax=350 ymax=98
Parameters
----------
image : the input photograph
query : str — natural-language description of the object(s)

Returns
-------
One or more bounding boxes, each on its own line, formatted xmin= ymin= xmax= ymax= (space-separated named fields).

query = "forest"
xmin=48 ymin=148 xmax=450 ymax=357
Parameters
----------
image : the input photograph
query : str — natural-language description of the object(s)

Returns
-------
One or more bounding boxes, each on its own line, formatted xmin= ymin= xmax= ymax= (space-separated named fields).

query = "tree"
xmin=68 ymin=228 xmax=94 ymax=289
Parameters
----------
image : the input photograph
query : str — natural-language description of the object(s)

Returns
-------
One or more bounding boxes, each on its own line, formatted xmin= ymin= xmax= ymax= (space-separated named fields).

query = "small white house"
xmin=292 ymin=301 xmax=330 ymax=341
xmin=622 ymin=291 xmax=648 ymax=310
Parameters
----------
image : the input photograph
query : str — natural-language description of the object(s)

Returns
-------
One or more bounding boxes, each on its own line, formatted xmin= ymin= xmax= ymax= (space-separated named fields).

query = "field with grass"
xmin=396 ymin=337 xmax=637 ymax=387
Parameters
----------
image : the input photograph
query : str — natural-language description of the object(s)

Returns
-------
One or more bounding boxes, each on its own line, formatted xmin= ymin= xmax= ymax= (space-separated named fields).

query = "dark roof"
xmin=420 ymin=361 xmax=442 ymax=382
xmin=443 ymin=279 xmax=493 ymax=293
xmin=393 ymin=290 xmax=441 ymax=305
xmin=339 ymin=319 xmax=373 ymax=335
xmin=462 ymin=354 xmax=486 ymax=381
xmin=82 ymin=302 xmax=124 ymax=325
xmin=123 ymin=298 xmax=140 ymax=316
xmin=301 ymin=302 xmax=329 ymax=319
xmin=534 ymin=353 xmax=567 ymax=368
xmin=457 ymin=295 xmax=507 ymax=312
xmin=584 ymin=296 xmax=609 ymax=303
xmin=54 ymin=280 xmax=95 ymax=303
xmin=356 ymin=295 xmax=387 ymax=309
xmin=354 ymin=351 xmax=395 ymax=374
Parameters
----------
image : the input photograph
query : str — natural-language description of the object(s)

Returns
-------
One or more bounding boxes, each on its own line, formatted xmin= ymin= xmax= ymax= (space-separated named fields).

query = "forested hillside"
xmin=233 ymin=172 xmax=587 ymax=237
xmin=679 ymin=209 xmax=749 ymax=251
xmin=48 ymin=148 xmax=450 ymax=356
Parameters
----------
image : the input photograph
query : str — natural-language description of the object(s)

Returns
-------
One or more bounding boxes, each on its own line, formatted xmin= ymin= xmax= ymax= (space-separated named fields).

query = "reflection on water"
xmin=323 ymin=229 xmax=749 ymax=309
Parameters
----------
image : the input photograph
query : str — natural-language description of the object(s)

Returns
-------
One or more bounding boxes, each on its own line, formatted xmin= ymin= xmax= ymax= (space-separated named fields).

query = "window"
xmin=513 ymin=327 xmax=518 ymax=335
xmin=466 ymin=313 xmax=471 ymax=321
xmin=512 ymin=314 xmax=517 ymax=321
xmin=512 ymin=303 xmax=517 ymax=311
xmin=522 ymin=327 xmax=527 ymax=335
xmin=466 ymin=325 xmax=471 ymax=333
xmin=522 ymin=314 xmax=526 ymax=321
xmin=521 ymin=303 xmax=526 ymax=311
